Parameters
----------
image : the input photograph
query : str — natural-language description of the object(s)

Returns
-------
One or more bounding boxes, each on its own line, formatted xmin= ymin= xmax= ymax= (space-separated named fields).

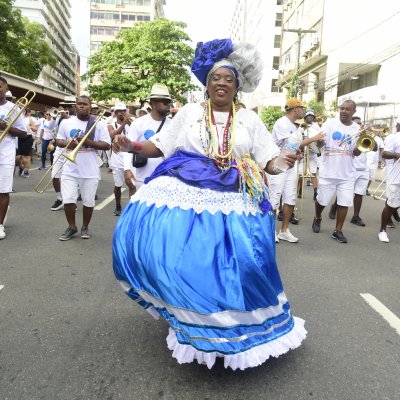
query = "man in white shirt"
xmin=269 ymin=98 xmax=324 ymax=243
xmin=56 ymin=95 xmax=111 ymax=241
xmin=108 ymin=102 xmax=132 ymax=216
xmin=0 ymin=76 xmax=27 ymax=239
xmin=312 ymin=100 xmax=361 ymax=243
xmin=16 ymin=108 xmax=37 ymax=178
xmin=123 ymin=84 xmax=172 ymax=192
xmin=378 ymin=128 xmax=400 ymax=242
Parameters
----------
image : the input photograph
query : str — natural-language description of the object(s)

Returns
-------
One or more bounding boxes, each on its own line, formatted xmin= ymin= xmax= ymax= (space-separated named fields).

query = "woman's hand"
xmin=113 ymin=134 xmax=131 ymax=153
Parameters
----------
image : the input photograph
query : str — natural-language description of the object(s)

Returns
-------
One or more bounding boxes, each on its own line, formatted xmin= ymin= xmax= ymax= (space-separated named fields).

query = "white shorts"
xmin=387 ymin=184 xmax=400 ymax=208
xmin=368 ymin=164 xmax=378 ymax=181
xmin=354 ymin=171 xmax=369 ymax=196
xmin=51 ymin=156 xmax=64 ymax=179
xmin=0 ymin=165 xmax=14 ymax=193
xmin=316 ymin=178 xmax=354 ymax=207
xmin=298 ymin=155 xmax=318 ymax=175
xmin=61 ymin=176 xmax=99 ymax=207
xmin=112 ymin=167 xmax=125 ymax=188
xmin=268 ymin=168 xmax=297 ymax=209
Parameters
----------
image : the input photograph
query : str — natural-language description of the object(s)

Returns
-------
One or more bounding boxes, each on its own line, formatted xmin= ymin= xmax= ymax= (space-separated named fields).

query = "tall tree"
xmin=85 ymin=18 xmax=197 ymax=104
xmin=0 ymin=0 xmax=56 ymax=80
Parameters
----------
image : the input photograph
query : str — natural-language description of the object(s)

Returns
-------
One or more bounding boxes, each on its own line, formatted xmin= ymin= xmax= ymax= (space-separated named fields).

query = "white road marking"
xmin=94 ymin=188 xmax=126 ymax=211
xmin=0 ymin=285 xmax=4 ymax=292
xmin=361 ymin=293 xmax=400 ymax=336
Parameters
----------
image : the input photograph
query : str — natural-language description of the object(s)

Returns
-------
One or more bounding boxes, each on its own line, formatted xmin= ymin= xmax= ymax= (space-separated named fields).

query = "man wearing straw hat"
xmin=123 ymin=84 xmax=172 ymax=192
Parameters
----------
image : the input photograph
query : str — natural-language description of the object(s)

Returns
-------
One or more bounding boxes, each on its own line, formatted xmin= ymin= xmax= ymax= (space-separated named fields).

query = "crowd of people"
xmin=1 ymin=37 xmax=400 ymax=370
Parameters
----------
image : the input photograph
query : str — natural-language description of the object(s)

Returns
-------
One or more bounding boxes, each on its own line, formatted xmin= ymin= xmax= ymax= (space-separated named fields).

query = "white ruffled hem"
xmin=166 ymin=317 xmax=307 ymax=371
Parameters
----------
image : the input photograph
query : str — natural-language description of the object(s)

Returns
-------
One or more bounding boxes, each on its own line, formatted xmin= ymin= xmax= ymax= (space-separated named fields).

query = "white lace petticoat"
xmin=132 ymin=175 xmax=262 ymax=216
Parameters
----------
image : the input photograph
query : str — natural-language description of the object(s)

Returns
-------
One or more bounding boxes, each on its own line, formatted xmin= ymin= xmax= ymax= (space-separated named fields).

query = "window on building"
xmin=274 ymin=35 xmax=281 ymax=48
xmin=272 ymin=56 xmax=280 ymax=70
xmin=271 ymin=79 xmax=282 ymax=93
xmin=275 ymin=13 xmax=282 ymax=27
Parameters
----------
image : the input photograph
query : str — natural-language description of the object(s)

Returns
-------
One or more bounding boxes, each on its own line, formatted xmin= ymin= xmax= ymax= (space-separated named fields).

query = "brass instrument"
xmin=372 ymin=158 xmax=400 ymax=201
xmin=0 ymin=90 xmax=36 ymax=143
xmin=49 ymin=108 xmax=69 ymax=118
xmin=338 ymin=126 xmax=371 ymax=147
xmin=35 ymin=111 xmax=105 ymax=194
xmin=356 ymin=131 xmax=376 ymax=152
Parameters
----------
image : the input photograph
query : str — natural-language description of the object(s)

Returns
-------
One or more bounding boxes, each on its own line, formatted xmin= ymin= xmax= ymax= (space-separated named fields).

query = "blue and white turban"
xmin=191 ymin=38 xmax=264 ymax=93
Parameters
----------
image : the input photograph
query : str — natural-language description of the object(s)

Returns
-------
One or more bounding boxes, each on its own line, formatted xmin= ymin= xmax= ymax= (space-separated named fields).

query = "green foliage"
xmin=260 ymin=106 xmax=284 ymax=130
xmin=85 ymin=18 xmax=197 ymax=104
xmin=306 ymin=99 xmax=335 ymax=123
xmin=0 ymin=1 xmax=56 ymax=80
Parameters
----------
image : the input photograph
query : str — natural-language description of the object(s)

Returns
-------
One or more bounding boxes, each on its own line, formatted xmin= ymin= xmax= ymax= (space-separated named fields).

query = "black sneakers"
xmin=350 ymin=216 xmax=365 ymax=226
xmin=290 ymin=213 xmax=299 ymax=225
xmin=50 ymin=199 xmax=63 ymax=211
xmin=277 ymin=211 xmax=283 ymax=221
xmin=312 ymin=217 xmax=321 ymax=233
xmin=113 ymin=205 xmax=122 ymax=216
xmin=329 ymin=205 xmax=337 ymax=220
xmin=332 ymin=230 xmax=347 ymax=243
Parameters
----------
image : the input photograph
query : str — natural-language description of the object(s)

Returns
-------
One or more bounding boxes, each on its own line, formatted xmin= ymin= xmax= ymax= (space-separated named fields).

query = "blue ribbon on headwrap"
xmin=191 ymin=39 xmax=234 ymax=86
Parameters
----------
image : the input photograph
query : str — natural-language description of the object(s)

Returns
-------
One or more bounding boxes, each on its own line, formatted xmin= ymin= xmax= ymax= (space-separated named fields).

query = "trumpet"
xmin=49 ymin=108 xmax=69 ymax=118
xmin=35 ymin=111 xmax=106 ymax=194
xmin=0 ymin=90 xmax=36 ymax=143
xmin=372 ymin=157 xmax=400 ymax=201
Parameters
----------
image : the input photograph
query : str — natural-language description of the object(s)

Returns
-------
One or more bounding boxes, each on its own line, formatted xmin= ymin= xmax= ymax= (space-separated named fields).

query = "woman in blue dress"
xmin=113 ymin=39 xmax=307 ymax=370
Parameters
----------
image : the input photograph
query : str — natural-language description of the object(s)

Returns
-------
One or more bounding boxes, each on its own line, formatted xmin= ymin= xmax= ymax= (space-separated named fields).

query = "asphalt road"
xmin=1 ymin=160 xmax=399 ymax=400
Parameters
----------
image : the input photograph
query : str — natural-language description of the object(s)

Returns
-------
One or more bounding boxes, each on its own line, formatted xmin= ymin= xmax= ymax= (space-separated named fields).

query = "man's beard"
xmin=158 ymin=109 xmax=170 ymax=118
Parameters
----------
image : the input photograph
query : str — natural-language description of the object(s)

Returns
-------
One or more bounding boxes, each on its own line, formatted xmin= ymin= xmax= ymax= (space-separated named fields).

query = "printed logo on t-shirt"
xmin=143 ymin=129 xmax=156 ymax=140
xmin=332 ymin=131 xmax=351 ymax=148
xmin=69 ymin=128 xmax=81 ymax=139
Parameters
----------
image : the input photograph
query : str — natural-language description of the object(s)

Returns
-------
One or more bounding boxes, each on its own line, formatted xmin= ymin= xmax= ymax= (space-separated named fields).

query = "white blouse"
xmin=150 ymin=103 xmax=279 ymax=169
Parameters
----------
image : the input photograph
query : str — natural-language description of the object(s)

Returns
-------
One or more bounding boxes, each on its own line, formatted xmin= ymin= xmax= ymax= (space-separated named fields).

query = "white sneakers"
xmin=0 ymin=224 xmax=6 ymax=240
xmin=277 ymin=229 xmax=299 ymax=243
xmin=275 ymin=231 xmax=279 ymax=243
xmin=378 ymin=231 xmax=389 ymax=243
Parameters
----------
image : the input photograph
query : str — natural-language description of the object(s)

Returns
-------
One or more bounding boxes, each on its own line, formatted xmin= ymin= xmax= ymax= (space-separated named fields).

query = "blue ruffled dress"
xmin=112 ymin=105 xmax=306 ymax=370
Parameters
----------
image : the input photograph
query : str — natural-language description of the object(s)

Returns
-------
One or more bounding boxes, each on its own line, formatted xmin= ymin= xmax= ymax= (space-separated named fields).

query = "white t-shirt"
xmin=0 ymin=101 xmax=27 ymax=165
xmin=57 ymin=116 xmax=111 ymax=179
xmin=366 ymin=135 xmax=383 ymax=166
xmin=124 ymin=114 xmax=171 ymax=183
xmin=110 ymin=121 xmax=128 ymax=170
xmin=319 ymin=118 xmax=360 ymax=180
xmin=40 ymin=119 xmax=55 ymax=140
xmin=383 ymin=132 xmax=400 ymax=185
xmin=272 ymin=115 xmax=301 ymax=148
xmin=149 ymin=103 xmax=279 ymax=168
xmin=23 ymin=116 xmax=37 ymax=136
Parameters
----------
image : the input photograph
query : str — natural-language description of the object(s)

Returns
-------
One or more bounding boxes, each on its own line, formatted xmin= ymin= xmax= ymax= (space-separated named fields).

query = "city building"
xmin=13 ymin=0 xmax=78 ymax=95
xmin=229 ymin=0 xmax=285 ymax=111
xmin=277 ymin=0 xmax=400 ymax=127
xmin=89 ymin=0 xmax=165 ymax=56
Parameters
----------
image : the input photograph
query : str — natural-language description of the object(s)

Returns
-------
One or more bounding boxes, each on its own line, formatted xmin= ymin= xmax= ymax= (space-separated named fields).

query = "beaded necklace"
xmin=202 ymin=99 xmax=237 ymax=170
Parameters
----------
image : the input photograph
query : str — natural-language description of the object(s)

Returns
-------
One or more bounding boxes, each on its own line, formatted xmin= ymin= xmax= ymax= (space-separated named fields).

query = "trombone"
xmin=372 ymin=157 xmax=400 ymax=201
xmin=0 ymin=90 xmax=36 ymax=143
xmin=34 ymin=111 xmax=105 ymax=193
xmin=338 ymin=126 xmax=375 ymax=151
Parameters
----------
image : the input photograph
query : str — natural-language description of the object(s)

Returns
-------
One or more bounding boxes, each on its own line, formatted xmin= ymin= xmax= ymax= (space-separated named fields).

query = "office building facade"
xmin=13 ymin=0 xmax=78 ymax=95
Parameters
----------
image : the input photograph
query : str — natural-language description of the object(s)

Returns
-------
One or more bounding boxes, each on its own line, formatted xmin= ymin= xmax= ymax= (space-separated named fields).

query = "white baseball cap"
xmin=114 ymin=102 xmax=127 ymax=111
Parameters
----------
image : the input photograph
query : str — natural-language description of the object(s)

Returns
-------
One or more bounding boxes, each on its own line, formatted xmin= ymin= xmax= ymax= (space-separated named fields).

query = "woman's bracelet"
xmin=128 ymin=141 xmax=142 ymax=153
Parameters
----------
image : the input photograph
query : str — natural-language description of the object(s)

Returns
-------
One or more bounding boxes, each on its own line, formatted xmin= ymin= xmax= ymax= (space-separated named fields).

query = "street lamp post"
xmin=283 ymin=28 xmax=317 ymax=98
